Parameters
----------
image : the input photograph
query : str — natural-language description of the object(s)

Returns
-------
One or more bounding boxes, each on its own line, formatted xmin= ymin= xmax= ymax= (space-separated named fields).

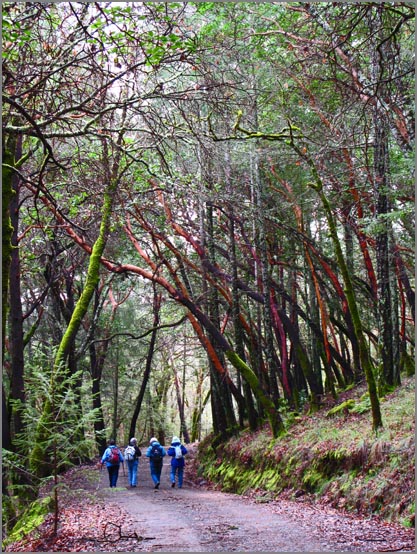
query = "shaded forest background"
xmin=2 ymin=0 xmax=415 ymax=534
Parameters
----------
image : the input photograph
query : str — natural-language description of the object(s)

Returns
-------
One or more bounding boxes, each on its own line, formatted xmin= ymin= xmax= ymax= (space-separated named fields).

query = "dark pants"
xmin=150 ymin=460 xmax=163 ymax=485
xmin=107 ymin=464 xmax=120 ymax=487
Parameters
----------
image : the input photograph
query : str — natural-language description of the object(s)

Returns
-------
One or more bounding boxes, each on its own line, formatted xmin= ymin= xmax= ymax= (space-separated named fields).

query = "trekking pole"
xmin=97 ymin=461 xmax=103 ymax=490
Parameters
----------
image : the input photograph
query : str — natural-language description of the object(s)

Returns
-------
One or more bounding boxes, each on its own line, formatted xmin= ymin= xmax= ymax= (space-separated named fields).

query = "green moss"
xmin=197 ymin=378 xmax=414 ymax=526
xmin=326 ymin=399 xmax=356 ymax=417
xmin=302 ymin=469 xmax=325 ymax=491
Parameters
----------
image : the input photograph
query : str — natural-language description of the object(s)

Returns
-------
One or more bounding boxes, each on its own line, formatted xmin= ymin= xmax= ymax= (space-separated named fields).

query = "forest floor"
xmin=5 ymin=448 xmax=415 ymax=553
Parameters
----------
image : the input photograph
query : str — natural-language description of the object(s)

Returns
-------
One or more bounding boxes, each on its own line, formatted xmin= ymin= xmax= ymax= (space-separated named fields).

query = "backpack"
xmin=125 ymin=445 xmax=136 ymax=461
xmin=108 ymin=447 xmax=120 ymax=465
xmin=174 ymin=445 xmax=183 ymax=459
xmin=150 ymin=444 xmax=162 ymax=460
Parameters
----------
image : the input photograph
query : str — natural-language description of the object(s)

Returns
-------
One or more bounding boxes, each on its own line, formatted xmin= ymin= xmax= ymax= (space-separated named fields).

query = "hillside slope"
xmin=196 ymin=377 xmax=415 ymax=527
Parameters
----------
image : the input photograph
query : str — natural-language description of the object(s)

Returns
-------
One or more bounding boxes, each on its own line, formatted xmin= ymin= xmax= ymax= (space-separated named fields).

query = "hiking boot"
xmin=154 ymin=482 xmax=160 ymax=489
xmin=171 ymin=482 xmax=175 ymax=488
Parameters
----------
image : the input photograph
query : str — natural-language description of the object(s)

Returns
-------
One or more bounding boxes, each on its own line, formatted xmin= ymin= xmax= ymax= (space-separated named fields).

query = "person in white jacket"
xmin=167 ymin=436 xmax=187 ymax=488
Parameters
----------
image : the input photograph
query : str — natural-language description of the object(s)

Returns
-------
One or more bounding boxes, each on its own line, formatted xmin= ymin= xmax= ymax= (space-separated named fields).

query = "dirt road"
xmin=99 ymin=455 xmax=414 ymax=552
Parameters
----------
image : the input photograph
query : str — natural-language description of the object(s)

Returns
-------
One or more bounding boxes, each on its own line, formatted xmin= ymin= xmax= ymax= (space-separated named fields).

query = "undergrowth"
xmin=197 ymin=376 xmax=415 ymax=527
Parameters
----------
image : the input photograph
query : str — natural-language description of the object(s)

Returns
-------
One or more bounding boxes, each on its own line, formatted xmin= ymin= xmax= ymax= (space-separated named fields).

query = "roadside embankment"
xmin=196 ymin=377 xmax=415 ymax=528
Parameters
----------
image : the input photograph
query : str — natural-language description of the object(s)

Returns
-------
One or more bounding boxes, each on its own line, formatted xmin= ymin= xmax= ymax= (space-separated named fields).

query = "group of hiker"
xmin=100 ymin=435 xmax=188 ymax=489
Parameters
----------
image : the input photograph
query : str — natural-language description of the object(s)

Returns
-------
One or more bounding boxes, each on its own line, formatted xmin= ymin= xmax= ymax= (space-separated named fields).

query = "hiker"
xmin=146 ymin=437 xmax=166 ymax=489
xmin=167 ymin=435 xmax=188 ymax=488
xmin=100 ymin=439 xmax=124 ymax=488
xmin=125 ymin=437 xmax=142 ymax=488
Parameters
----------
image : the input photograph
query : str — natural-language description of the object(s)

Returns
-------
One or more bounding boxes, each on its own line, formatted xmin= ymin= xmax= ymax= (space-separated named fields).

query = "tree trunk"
xmin=230 ymin=211 xmax=258 ymax=430
xmin=2 ymin=135 xmax=16 ymax=366
xmin=129 ymin=288 xmax=161 ymax=439
xmin=173 ymin=362 xmax=190 ymax=444
xmin=111 ymin=341 xmax=119 ymax=441
xmin=30 ymin=141 xmax=123 ymax=477
xmin=180 ymin=339 xmax=191 ymax=443
xmin=191 ymin=370 xmax=210 ymax=442
xmin=370 ymin=4 xmax=399 ymax=391
xmin=89 ymin=340 xmax=107 ymax=456
xmin=207 ymin=201 xmax=237 ymax=436
xmin=374 ymin=122 xmax=396 ymax=390
xmin=8 ymin=134 xmax=26 ymax=442
xmin=250 ymin=74 xmax=281 ymax=408
xmin=316 ymin=183 xmax=383 ymax=430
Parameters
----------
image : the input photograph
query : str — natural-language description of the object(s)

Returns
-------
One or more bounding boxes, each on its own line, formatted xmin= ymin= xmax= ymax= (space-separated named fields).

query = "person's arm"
xmin=181 ymin=445 xmax=188 ymax=455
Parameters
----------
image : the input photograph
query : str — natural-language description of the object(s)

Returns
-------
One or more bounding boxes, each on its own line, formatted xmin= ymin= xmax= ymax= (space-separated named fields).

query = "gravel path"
xmin=99 ymin=456 xmax=414 ymax=552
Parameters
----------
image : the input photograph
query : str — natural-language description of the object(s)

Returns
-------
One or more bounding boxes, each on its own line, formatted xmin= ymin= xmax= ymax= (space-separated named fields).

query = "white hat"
xmin=172 ymin=436 xmax=180 ymax=444
xmin=130 ymin=437 xmax=137 ymax=445
xmin=150 ymin=437 xmax=158 ymax=444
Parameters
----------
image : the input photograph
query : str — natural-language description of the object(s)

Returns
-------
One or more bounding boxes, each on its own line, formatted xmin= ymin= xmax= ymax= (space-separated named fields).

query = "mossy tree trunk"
xmin=6 ymin=133 xmax=27 ymax=444
xmin=2 ymin=138 xmax=16 ymax=364
xmin=3 ymin=131 xmax=32 ymax=459
xmin=309 ymin=176 xmax=383 ymax=431
xmin=29 ymin=151 xmax=123 ymax=477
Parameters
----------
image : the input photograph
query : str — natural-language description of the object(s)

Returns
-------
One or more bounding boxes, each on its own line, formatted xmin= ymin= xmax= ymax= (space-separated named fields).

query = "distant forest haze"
xmin=2 ymin=0 xmax=414 ymax=509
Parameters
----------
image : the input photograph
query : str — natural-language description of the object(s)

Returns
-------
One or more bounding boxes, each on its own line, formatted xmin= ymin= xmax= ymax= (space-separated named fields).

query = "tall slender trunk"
xmin=370 ymin=5 xmax=399 ymax=391
xmin=181 ymin=337 xmax=191 ymax=443
xmin=224 ymin=144 xmax=258 ymax=430
xmin=289 ymin=266 xmax=309 ymax=407
xmin=8 ymin=134 xmax=26 ymax=441
xmin=3 ymin=131 xmax=29 ymax=450
xmin=89 ymin=340 xmax=106 ymax=455
xmin=2 ymin=134 xmax=17 ymax=365
xmin=207 ymin=201 xmax=237 ymax=434
xmin=111 ymin=339 xmax=119 ymax=441
xmin=173 ymin=361 xmax=190 ymax=443
xmin=316 ymin=183 xmax=383 ymax=429
xmin=374 ymin=120 xmax=396 ymax=389
xmin=250 ymin=75 xmax=281 ymax=408
xmin=191 ymin=370 xmax=210 ymax=442
xmin=129 ymin=287 xmax=161 ymax=439
xmin=198 ymin=121 xmax=237 ymax=437
xmin=230 ymin=211 xmax=258 ymax=429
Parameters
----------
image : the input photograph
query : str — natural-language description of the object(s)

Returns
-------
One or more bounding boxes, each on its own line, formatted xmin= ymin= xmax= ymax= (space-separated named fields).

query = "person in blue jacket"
xmin=167 ymin=435 xmax=187 ymax=488
xmin=145 ymin=437 xmax=166 ymax=489
xmin=100 ymin=439 xmax=124 ymax=488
